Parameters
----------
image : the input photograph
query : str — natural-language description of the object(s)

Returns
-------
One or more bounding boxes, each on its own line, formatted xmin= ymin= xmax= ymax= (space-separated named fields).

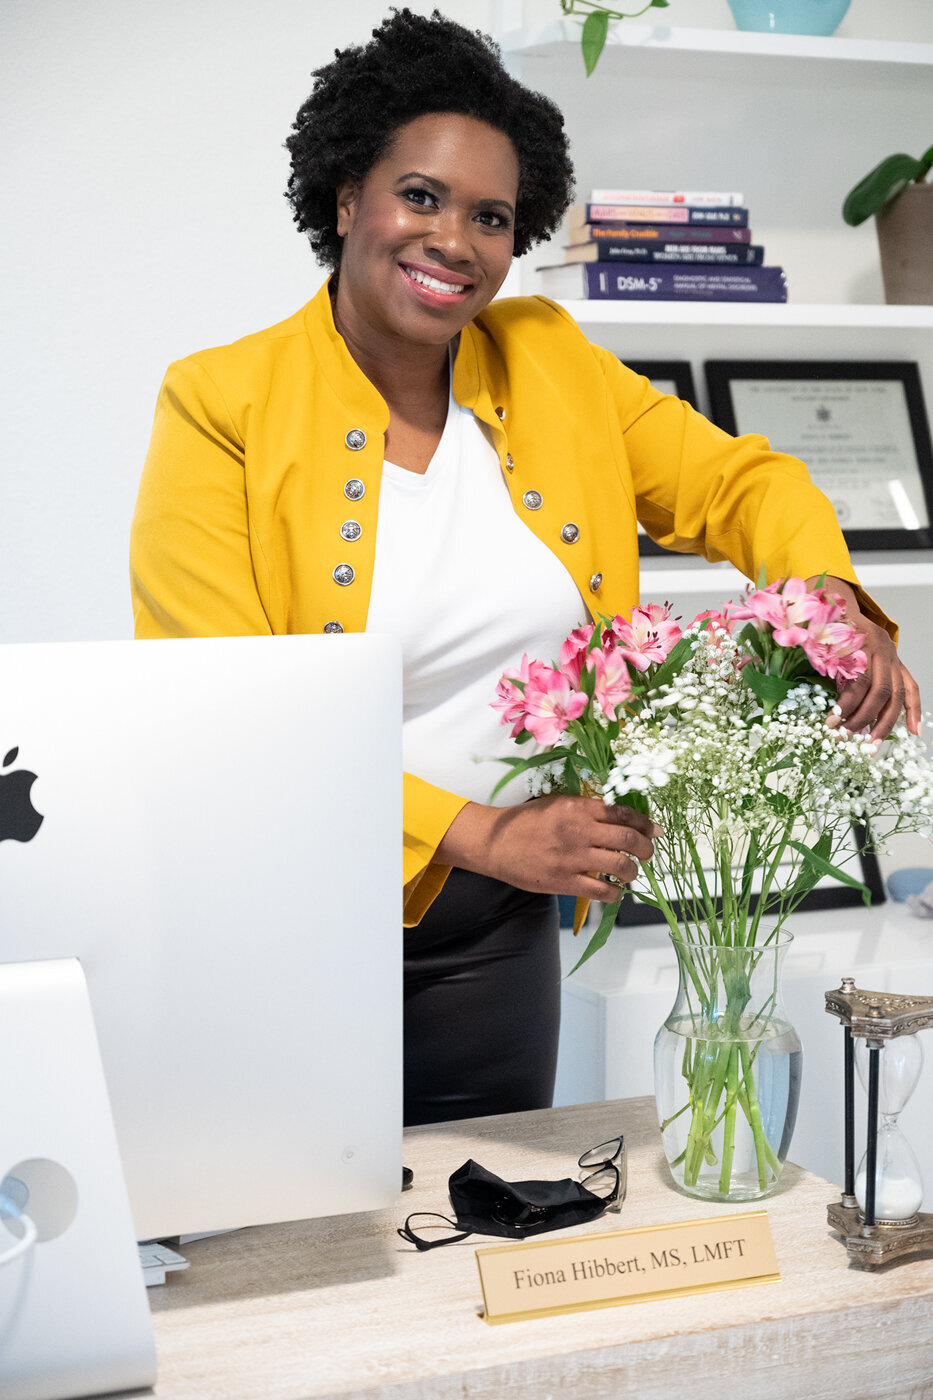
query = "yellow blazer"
xmin=131 ymin=281 xmax=891 ymax=924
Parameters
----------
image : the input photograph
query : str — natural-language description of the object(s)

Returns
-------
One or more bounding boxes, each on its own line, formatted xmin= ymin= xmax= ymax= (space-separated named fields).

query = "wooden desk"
xmin=123 ymin=1098 xmax=933 ymax=1400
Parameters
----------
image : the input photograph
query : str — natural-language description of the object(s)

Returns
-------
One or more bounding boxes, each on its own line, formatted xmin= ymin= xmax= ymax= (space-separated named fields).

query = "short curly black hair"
xmin=284 ymin=8 xmax=574 ymax=269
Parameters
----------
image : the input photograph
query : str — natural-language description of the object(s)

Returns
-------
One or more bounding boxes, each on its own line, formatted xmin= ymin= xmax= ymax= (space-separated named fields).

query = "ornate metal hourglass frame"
xmin=825 ymin=980 xmax=933 ymax=1267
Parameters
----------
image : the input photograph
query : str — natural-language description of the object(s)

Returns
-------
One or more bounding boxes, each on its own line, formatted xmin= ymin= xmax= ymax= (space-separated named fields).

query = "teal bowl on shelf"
xmin=727 ymin=0 xmax=851 ymax=34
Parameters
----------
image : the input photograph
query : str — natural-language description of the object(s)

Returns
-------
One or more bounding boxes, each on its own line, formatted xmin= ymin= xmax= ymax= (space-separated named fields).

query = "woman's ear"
xmin=336 ymin=179 xmax=360 ymax=238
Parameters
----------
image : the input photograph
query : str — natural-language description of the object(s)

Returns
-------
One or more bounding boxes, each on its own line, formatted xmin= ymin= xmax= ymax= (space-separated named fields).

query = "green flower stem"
xmin=659 ymin=1100 xmax=692 ymax=1133
xmin=663 ymin=937 xmax=781 ymax=1195
xmin=562 ymin=0 xmax=664 ymax=16
xmin=719 ymin=1050 xmax=740 ymax=1194
xmin=739 ymin=1041 xmax=770 ymax=1190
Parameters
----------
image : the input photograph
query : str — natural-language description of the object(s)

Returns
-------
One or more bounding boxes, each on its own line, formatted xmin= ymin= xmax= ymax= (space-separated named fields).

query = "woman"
xmin=131 ymin=10 xmax=918 ymax=1126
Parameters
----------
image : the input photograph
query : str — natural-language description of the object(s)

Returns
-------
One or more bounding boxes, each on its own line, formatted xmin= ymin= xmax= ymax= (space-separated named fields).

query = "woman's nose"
xmin=424 ymin=210 xmax=473 ymax=265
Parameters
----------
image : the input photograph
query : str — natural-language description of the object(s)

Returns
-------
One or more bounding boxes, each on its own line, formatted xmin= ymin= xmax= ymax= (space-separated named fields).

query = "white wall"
xmin=0 ymin=0 xmax=494 ymax=644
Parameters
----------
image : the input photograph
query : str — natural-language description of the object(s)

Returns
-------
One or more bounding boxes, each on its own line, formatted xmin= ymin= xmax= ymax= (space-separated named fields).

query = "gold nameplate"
xmin=475 ymin=1211 xmax=780 ymax=1324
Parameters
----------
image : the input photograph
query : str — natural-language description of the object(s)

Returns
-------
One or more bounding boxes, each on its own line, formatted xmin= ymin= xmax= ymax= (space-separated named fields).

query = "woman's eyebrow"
xmin=396 ymin=171 xmax=514 ymax=214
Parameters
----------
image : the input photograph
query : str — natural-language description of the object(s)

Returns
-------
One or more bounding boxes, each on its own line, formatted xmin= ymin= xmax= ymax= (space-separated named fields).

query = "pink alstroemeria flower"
xmin=523 ymin=667 xmax=588 ymax=747
xmin=801 ymin=606 xmax=868 ymax=682
xmin=727 ymin=577 xmax=822 ymax=641
xmin=690 ymin=606 xmax=735 ymax=635
xmin=587 ymin=647 xmax=633 ymax=720
xmin=609 ymin=603 xmax=682 ymax=672
xmin=559 ymin=623 xmax=597 ymax=687
xmin=491 ymin=654 xmax=551 ymax=737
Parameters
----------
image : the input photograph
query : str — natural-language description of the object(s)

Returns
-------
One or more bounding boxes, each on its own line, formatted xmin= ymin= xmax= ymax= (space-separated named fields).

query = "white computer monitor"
xmin=1 ymin=634 xmax=403 ymax=1241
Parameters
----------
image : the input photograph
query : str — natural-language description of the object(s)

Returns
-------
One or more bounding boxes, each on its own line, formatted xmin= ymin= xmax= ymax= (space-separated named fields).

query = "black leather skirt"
xmin=403 ymin=867 xmax=561 ymax=1127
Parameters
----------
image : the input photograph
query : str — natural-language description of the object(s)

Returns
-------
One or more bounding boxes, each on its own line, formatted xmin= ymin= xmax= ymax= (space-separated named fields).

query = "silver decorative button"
xmin=589 ymin=572 xmax=603 ymax=592
xmin=495 ymin=406 xmax=506 ymax=421
xmin=522 ymin=489 xmax=543 ymax=511
xmin=344 ymin=478 xmax=365 ymax=501
xmin=323 ymin=621 xmax=344 ymax=633
xmin=340 ymin=520 xmax=362 ymax=542
xmin=561 ymin=523 xmax=580 ymax=544
xmin=333 ymin=563 xmax=355 ymax=586
xmin=345 ymin=428 xmax=366 ymax=451
xmin=505 ymin=453 xmax=514 ymax=472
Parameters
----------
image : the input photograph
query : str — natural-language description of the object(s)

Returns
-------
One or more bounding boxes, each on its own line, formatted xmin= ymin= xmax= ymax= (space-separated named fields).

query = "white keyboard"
xmin=137 ymin=1240 xmax=189 ymax=1287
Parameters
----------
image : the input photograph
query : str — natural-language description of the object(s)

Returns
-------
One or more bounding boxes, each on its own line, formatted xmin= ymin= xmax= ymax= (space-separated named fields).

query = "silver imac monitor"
xmin=1 ymin=634 xmax=403 ymax=1241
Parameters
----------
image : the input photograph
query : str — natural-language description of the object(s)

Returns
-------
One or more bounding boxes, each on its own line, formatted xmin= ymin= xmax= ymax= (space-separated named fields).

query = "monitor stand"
xmin=0 ymin=959 xmax=156 ymax=1400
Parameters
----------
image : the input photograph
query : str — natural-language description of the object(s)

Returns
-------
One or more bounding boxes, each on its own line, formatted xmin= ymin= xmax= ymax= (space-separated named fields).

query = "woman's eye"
xmin=402 ymin=187 xmax=436 ymax=208
xmin=476 ymin=210 xmax=508 ymax=229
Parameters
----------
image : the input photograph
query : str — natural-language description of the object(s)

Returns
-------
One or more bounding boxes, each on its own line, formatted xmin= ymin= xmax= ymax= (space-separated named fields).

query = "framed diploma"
xmin=625 ymin=359 xmax=698 ymax=407
xmin=704 ymin=360 xmax=933 ymax=551
xmin=623 ymin=360 xmax=698 ymax=556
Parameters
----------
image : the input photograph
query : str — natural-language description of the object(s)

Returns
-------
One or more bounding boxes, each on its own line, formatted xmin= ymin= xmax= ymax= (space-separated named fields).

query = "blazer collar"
xmin=302 ymin=277 xmax=503 ymax=434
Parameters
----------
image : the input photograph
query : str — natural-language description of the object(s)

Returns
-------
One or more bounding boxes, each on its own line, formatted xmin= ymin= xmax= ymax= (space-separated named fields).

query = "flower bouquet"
xmin=492 ymin=578 xmax=933 ymax=1200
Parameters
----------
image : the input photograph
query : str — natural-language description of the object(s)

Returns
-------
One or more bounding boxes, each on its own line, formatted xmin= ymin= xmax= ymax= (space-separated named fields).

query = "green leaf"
xmin=581 ymin=9 xmax=610 ymax=76
xmin=742 ymin=665 xmax=793 ymax=707
xmin=567 ymin=898 xmax=620 ymax=974
xmin=764 ymin=790 xmax=793 ymax=817
xmin=614 ymin=789 xmax=650 ymax=816
xmin=787 ymin=838 xmax=872 ymax=904
xmin=843 ymin=152 xmax=927 ymax=226
xmin=784 ymin=831 xmax=833 ymax=903
xmin=647 ymin=635 xmax=692 ymax=693
xmin=580 ymin=659 xmax=596 ymax=700
xmin=488 ymin=749 xmax=565 ymax=800
xmin=756 ymin=563 xmax=768 ymax=589
xmin=563 ymin=756 xmax=581 ymax=796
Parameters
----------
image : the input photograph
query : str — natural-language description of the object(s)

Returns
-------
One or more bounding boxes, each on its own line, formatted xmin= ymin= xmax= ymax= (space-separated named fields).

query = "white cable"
xmin=0 ymin=1193 xmax=38 ymax=1268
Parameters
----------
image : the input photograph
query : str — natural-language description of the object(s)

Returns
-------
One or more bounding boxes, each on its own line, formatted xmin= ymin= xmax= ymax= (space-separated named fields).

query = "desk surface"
xmin=124 ymin=1098 xmax=933 ymax=1400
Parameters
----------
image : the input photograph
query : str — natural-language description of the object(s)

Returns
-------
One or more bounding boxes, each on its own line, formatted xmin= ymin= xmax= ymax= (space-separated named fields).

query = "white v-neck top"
xmin=366 ymin=371 xmax=587 ymax=806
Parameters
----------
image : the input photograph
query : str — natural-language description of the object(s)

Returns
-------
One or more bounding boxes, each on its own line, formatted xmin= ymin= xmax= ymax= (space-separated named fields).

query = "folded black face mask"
xmin=397 ymin=1158 xmax=611 ymax=1251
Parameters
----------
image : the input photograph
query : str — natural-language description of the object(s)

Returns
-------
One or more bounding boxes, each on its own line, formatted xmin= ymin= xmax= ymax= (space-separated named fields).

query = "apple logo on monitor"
xmin=0 ymin=747 xmax=44 ymax=843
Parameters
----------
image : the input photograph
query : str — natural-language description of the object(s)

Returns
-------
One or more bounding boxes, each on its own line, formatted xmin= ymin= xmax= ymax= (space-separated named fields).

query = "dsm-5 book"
xmin=538 ymin=262 xmax=787 ymax=302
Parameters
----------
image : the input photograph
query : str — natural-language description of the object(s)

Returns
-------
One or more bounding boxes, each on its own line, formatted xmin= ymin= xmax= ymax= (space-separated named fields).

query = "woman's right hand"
xmin=435 ymin=795 xmax=661 ymax=902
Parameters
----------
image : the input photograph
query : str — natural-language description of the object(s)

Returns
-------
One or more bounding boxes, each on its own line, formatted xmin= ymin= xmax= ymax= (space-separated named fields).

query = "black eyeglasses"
xmin=578 ymin=1135 xmax=626 ymax=1213
xmin=397 ymin=1133 xmax=627 ymax=1251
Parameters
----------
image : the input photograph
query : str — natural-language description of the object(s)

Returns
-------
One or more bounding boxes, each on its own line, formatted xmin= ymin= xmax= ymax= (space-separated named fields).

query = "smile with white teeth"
xmin=402 ymin=265 xmax=469 ymax=295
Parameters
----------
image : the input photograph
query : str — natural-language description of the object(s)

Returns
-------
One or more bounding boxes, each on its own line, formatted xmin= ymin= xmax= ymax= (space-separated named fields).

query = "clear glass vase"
xmin=653 ymin=934 xmax=802 ymax=1202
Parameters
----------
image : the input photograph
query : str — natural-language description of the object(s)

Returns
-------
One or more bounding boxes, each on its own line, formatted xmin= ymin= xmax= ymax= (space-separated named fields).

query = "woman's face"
xmin=335 ymin=112 xmax=519 ymax=349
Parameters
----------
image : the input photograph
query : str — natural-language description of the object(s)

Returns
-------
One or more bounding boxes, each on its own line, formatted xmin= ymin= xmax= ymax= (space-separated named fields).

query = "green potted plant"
xmin=843 ymin=145 xmax=933 ymax=305
xmin=559 ymin=0 xmax=671 ymax=76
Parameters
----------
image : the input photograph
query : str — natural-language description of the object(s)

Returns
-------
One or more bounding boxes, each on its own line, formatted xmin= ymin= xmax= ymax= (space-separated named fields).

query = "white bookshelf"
xmin=502 ymin=21 xmax=932 ymax=311
xmin=500 ymin=16 xmax=933 ymax=885
xmin=503 ymin=20 xmax=933 ymax=68
xmin=545 ymin=303 xmax=933 ymax=329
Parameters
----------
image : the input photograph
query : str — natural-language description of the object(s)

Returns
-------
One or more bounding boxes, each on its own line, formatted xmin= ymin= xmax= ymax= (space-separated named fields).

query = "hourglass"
xmin=854 ymin=1033 xmax=924 ymax=1222
xmin=825 ymin=979 xmax=933 ymax=1268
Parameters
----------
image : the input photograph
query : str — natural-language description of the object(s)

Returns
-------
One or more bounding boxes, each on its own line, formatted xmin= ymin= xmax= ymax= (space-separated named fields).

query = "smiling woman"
xmin=130 ymin=8 xmax=916 ymax=1130
xmin=332 ymin=112 xmax=519 ymax=471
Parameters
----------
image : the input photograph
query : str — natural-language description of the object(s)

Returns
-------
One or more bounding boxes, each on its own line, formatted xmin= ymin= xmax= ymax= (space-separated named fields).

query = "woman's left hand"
xmin=810 ymin=574 xmax=921 ymax=741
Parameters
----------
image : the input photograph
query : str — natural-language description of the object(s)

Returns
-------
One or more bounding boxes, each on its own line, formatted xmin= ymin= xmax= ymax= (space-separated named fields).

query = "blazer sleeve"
xmin=130 ymin=357 xmax=469 ymax=926
xmin=593 ymin=346 xmax=896 ymax=639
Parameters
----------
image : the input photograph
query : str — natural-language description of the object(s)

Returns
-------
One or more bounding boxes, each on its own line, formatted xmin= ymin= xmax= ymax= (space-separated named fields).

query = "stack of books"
xmin=537 ymin=188 xmax=786 ymax=303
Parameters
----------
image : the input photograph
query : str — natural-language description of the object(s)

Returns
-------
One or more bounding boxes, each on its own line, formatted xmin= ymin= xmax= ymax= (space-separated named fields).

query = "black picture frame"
xmin=704 ymin=359 xmax=933 ymax=551
xmin=614 ymin=822 xmax=886 ymax=928
xmin=623 ymin=360 xmax=699 ymax=558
